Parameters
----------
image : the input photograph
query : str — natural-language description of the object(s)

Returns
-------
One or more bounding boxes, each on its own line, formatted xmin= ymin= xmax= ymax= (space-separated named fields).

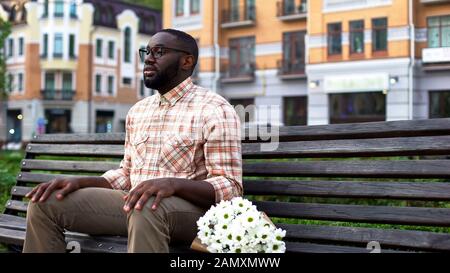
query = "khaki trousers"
xmin=22 ymin=188 xmax=206 ymax=253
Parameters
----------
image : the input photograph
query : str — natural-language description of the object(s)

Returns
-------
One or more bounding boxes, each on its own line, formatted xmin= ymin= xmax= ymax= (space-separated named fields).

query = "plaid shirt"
xmin=102 ymin=77 xmax=243 ymax=202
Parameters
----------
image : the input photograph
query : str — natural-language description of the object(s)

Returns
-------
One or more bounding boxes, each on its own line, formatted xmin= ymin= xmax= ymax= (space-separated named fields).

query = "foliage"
xmin=123 ymin=0 xmax=163 ymax=10
xmin=0 ymin=17 xmax=12 ymax=100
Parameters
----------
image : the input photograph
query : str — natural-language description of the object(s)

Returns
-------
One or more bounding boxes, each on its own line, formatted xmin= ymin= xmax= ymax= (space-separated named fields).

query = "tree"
xmin=0 ymin=17 xmax=12 ymax=101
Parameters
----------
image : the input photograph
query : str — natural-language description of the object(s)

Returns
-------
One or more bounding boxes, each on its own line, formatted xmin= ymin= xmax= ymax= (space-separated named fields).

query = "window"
xmin=18 ymin=37 xmax=24 ymax=56
xmin=70 ymin=1 xmax=77 ymax=18
xmin=429 ymin=91 xmax=450 ymax=118
xmin=284 ymin=97 xmax=307 ymax=126
xmin=96 ymin=39 xmax=103 ymax=58
xmin=372 ymin=18 xmax=387 ymax=52
xmin=54 ymin=0 xmax=64 ymax=17
xmin=124 ymin=27 xmax=131 ymax=63
xmin=281 ymin=31 xmax=305 ymax=75
xmin=191 ymin=0 xmax=200 ymax=15
xmin=230 ymin=0 xmax=239 ymax=21
xmin=42 ymin=34 xmax=48 ymax=57
xmin=43 ymin=0 xmax=49 ymax=17
xmin=54 ymin=33 xmax=63 ymax=58
xmin=63 ymin=73 xmax=72 ymax=91
xmin=18 ymin=73 xmax=23 ymax=92
xmin=8 ymin=38 xmax=13 ymax=57
xmin=229 ymin=36 xmax=255 ymax=78
xmin=108 ymin=76 xmax=114 ymax=95
xmin=95 ymin=74 xmax=102 ymax=93
xmin=45 ymin=73 xmax=55 ymax=95
xmin=108 ymin=41 xmax=115 ymax=59
xmin=176 ymin=0 xmax=184 ymax=16
xmin=329 ymin=92 xmax=386 ymax=124
xmin=7 ymin=74 xmax=14 ymax=92
xmin=229 ymin=98 xmax=255 ymax=124
xmin=283 ymin=0 xmax=295 ymax=15
xmin=327 ymin=22 xmax=342 ymax=55
xmin=63 ymin=73 xmax=73 ymax=100
xmin=428 ymin=15 xmax=450 ymax=48
xmin=350 ymin=20 xmax=364 ymax=54
xmin=122 ymin=77 xmax=132 ymax=85
xmin=95 ymin=111 xmax=114 ymax=133
xmin=69 ymin=34 xmax=75 ymax=58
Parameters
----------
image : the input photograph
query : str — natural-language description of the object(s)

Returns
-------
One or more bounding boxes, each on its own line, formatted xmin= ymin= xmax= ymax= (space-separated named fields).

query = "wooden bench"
xmin=1 ymin=118 xmax=450 ymax=253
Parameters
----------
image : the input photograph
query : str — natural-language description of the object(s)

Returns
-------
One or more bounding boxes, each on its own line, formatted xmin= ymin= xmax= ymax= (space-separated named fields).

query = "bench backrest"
xmin=4 ymin=118 xmax=450 ymax=253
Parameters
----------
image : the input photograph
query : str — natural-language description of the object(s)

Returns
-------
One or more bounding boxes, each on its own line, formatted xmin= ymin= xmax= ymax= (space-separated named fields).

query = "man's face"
xmin=143 ymin=32 xmax=187 ymax=91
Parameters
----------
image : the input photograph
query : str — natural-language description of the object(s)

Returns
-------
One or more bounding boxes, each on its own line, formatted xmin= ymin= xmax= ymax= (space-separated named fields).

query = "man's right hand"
xmin=26 ymin=177 xmax=81 ymax=203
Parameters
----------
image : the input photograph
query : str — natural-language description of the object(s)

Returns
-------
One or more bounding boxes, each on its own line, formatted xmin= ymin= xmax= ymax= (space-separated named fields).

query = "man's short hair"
xmin=157 ymin=29 xmax=199 ymax=72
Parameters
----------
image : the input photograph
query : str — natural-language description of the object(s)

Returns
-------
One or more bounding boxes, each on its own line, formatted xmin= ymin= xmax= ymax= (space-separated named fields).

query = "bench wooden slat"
xmin=285 ymin=241 xmax=407 ymax=253
xmin=245 ymin=118 xmax=450 ymax=142
xmin=16 ymin=172 xmax=87 ymax=184
xmin=0 ymin=226 xmax=25 ymax=246
xmin=25 ymin=144 xmax=124 ymax=157
xmin=279 ymin=223 xmax=450 ymax=252
xmin=21 ymin=160 xmax=120 ymax=173
xmin=5 ymin=200 xmax=28 ymax=213
xmin=0 ymin=214 xmax=441 ymax=252
xmin=9 ymin=199 xmax=450 ymax=226
xmin=254 ymin=201 xmax=450 ymax=226
xmin=243 ymin=135 xmax=450 ymax=158
xmin=244 ymin=180 xmax=450 ymax=201
xmin=11 ymin=186 xmax=31 ymax=198
xmin=244 ymin=160 xmax=450 ymax=178
xmin=15 ymin=173 xmax=450 ymax=201
xmin=32 ymin=133 xmax=126 ymax=144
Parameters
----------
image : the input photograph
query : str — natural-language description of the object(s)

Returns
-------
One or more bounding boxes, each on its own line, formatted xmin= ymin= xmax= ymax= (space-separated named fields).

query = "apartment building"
xmin=0 ymin=0 xmax=161 ymax=145
xmin=164 ymin=0 xmax=309 ymax=127
xmin=163 ymin=0 xmax=450 ymax=126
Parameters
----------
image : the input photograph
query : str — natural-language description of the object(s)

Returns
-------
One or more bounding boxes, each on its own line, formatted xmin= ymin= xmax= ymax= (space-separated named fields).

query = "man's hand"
xmin=123 ymin=178 xmax=178 ymax=212
xmin=26 ymin=177 xmax=81 ymax=203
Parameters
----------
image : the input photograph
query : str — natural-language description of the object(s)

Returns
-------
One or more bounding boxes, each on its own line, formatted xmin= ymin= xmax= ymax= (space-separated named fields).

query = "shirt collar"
xmin=156 ymin=77 xmax=193 ymax=106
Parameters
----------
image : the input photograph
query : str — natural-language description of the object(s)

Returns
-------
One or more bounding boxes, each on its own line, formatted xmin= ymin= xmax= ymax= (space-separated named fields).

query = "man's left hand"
xmin=123 ymin=178 xmax=177 ymax=212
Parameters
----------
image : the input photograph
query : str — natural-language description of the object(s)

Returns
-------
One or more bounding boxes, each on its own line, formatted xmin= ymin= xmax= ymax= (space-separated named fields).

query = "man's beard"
xmin=144 ymin=61 xmax=179 ymax=91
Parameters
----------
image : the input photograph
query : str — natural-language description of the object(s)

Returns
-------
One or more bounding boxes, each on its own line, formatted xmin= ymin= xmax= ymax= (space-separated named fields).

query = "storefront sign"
xmin=324 ymin=73 xmax=389 ymax=93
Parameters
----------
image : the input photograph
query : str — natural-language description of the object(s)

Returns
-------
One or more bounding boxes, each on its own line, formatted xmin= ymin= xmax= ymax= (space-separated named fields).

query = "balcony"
xmin=41 ymin=89 xmax=75 ymax=101
xmin=420 ymin=0 xmax=450 ymax=4
xmin=422 ymin=47 xmax=450 ymax=70
xmin=221 ymin=63 xmax=256 ymax=83
xmin=221 ymin=5 xmax=256 ymax=29
xmin=277 ymin=1 xmax=307 ymax=21
xmin=277 ymin=59 xmax=306 ymax=80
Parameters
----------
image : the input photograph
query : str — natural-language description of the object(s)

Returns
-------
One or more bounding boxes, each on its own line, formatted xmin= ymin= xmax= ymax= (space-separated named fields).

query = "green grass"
xmin=0 ymin=150 xmax=23 ymax=212
xmin=123 ymin=0 xmax=162 ymax=10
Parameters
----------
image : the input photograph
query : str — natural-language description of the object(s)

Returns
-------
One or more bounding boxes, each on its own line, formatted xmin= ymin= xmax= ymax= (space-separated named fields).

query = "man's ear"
xmin=180 ymin=55 xmax=195 ymax=71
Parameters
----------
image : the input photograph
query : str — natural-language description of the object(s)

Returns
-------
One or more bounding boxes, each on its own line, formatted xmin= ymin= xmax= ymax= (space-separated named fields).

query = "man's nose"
xmin=145 ymin=53 xmax=156 ymax=64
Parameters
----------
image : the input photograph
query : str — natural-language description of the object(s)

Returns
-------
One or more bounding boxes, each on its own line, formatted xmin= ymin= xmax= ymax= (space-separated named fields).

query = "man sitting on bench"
xmin=22 ymin=29 xmax=243 ymax=253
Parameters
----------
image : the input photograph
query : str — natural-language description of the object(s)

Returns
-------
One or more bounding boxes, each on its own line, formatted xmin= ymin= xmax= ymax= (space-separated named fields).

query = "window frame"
xmin=327 ymin=22 xmax=342 ymax=56
xmin=427 ymin=15 xmax=450 ymax=48
xmin=350 ymin=20 xmax=365 ymax=54
xmin=372 ymin=17 xmax=388 ymax=52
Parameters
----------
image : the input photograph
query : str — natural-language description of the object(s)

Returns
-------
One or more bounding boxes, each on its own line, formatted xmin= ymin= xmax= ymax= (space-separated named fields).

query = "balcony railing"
xmin=41 ymin=89 xmax=75 ymax=101
xmin=221 ymin=63 xmax=256 ymax=83
xmin=276 ymin=1 xmax=307 ymax=21
xmin=221 ymin=4 xmax=256 ymax=28
xmin=277 ymin=59 xmax=305 ymax=79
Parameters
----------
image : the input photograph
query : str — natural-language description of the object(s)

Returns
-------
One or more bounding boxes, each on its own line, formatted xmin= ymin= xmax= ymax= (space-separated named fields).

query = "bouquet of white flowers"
xmin=191 ymin=197 xmax=286 ymax=253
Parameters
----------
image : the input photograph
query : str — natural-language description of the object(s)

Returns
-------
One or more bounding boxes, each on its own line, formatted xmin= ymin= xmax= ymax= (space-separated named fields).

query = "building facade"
xmin=0 ymin=0 xmax=161 ymax=145
xmin=163 ymin=0 xmax=450 ymax=126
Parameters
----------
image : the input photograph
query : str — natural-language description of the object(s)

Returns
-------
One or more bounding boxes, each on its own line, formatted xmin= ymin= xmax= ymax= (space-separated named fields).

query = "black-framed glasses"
xmin=139 ymin=46 xmax=191 ymax=61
